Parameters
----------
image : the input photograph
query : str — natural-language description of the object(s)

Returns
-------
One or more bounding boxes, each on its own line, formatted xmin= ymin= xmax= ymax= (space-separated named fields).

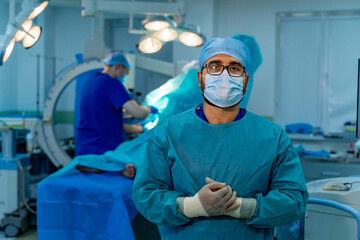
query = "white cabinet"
xmin=0 ymin=169 xmax=17 ymax=217
xmin=0 ymin=155 xmax=30 ymax=217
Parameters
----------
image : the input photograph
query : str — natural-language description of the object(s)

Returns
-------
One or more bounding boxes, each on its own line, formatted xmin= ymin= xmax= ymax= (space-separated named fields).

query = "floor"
xmin=131 ymin=214 xmax=161 ymax=240
xmin=0 ymin=214 xmax=160 ymax=240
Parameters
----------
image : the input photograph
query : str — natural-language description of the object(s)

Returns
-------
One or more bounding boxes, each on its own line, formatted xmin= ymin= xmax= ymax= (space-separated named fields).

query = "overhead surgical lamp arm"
xmin=9 ymin=0 xmax=16 ymax=23
xmin=135 ymin=55 xmax=186 ymax=77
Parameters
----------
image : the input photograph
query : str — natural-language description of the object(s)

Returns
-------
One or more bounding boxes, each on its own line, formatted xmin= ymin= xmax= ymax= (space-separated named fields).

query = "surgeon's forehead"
xmin=203 ymin=54 xmax=243 ymax=66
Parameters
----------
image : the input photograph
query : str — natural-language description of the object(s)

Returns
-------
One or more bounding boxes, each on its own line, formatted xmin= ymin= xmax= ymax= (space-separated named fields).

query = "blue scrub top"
xmin=76 ymin=72 xmax=132 ymax=156
xmin=195 ymin=105 xmax=246 ymax=122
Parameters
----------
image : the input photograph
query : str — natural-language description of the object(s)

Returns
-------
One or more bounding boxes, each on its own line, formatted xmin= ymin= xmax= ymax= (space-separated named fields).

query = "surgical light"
xmin=138 ymin=36 xmax=163 ymax=54
xmin=178 ymin=25 xmax=205 ymax=47
xmin=144 ymin=20 xmax=169 ymax=31
xmin=28 ymin=1 xmax=49 ymax=20
xmin=14 ymin=19 xmax=33 ymax=42
xmin=179 ymin=32 xmax=203 ymax=47
xmin=154 ymin=28 xmax=178 ymax=42
xmin=2 ymin=38 xmax=15 ymax=64
xmin=142 ymin=15 xmax=171 ymax=31
xmin=22 ymin=25 xmax=42 ymax=49
xmin=0 ymin=0 xmax=48 ymax=65
xmin=139 ymin=15 xmax=206 ymax=54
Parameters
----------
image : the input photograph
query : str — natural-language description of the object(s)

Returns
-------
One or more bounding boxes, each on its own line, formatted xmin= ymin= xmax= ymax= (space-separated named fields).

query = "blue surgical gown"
xmin=76 ymin=72 xmax=132 ymax=156
xmin=132 ymin=105 xmax=308 ymax=239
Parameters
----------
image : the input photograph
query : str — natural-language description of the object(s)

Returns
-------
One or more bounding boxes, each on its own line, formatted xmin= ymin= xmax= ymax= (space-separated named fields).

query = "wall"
xmin=2 ymin=0 xmax=360 ymax=119
xmin=50 ymin=6 xmax=92 ymax=114
xmin=214 ymin=0 xmax=360 ymax=117
xmin=15 ymin=15 xmax=45 ymax=113
xmin=46 ymin=6 xmax=92 ymax=139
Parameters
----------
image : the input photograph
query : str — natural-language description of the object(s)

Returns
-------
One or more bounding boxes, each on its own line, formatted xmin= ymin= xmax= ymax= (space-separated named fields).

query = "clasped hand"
xmin=177 ymin=178 xmax=256 ymax=219
xmin=197 ymin=177 xmax=239 ymax=216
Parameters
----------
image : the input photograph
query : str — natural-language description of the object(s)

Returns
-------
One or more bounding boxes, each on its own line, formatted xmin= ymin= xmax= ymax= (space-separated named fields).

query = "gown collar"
xmin=195 ymin=104 xmax=246 ymax=123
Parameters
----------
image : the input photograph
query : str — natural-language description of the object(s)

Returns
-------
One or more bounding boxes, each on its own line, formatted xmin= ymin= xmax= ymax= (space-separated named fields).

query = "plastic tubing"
xmin=308 ymin=197 xmax=360 ymax=240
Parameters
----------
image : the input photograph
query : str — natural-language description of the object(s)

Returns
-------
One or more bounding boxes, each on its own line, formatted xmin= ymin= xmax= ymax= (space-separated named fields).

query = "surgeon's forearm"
xmin=123 ymin=100 xmax=150 ymax=119
xmin=123 ymin=123 xmax=143 ymax=134
xmin=225 ymin=197 xmax=257 ymax=219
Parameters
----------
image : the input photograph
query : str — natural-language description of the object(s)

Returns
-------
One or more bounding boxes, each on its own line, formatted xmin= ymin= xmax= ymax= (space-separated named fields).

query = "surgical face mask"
xmin=117 ymin=75 xmax=127 ymax=84
xmin=203 ymin=71 xmax=244 ymax=108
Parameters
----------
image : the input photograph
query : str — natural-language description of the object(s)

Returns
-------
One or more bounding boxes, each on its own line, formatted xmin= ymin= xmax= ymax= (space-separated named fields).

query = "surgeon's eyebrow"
xmin=229 ymin=61 xmax=244 ymax=67
xmin=207 ymin=60 xmax=222 ymax=65
xmin=206 ymin=59 xmax=243 ymax=67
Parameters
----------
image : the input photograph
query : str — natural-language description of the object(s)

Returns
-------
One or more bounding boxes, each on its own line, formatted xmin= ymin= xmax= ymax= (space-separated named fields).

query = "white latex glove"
xmin=206 ymin=177 xmax=257 ymax=219
xmin=177 ymin=178 xmax=236 ymax=218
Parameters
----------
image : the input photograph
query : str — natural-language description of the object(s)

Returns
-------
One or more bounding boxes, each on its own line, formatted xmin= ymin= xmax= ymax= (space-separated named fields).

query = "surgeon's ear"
xmin=115 ymin=63 xmax=123 ymax=70
xmin=243 ymin=75 xmax=249 ymax=93
xmin=197 ymin=71 xmax=202 ymax=88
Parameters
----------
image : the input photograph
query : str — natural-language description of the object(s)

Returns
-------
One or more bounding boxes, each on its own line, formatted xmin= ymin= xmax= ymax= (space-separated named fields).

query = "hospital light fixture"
xmin=178 ymin=32 xmax=203 ymax=47
xmin=138 ymin=16 xmax=206 ymax=54
xmin=27 ymin=1 xmax=49 ymax=19
xmin=138 ymin=35 xmax=163 ymax=54
xmin=144 ymin=20 xmax=169 ymax=31
xmin=1 ymin=38 xmax=15 ymax=64
xmin=142 ymin=16 xmax=170 ymax=31
xmin=0 ymin=29 xmax=17 ymax=65
xmin=14 ymin=19 xmax=33 ymax=42
xmin=178 ymin=25 xmax=205 ymax=47
xmin=0 ymin=0 xmax=49 ymax=66
xmin=22 ymin=25 xmax=42 ymax=49
xmin=153 ymin=28 xmax=178 ymax=42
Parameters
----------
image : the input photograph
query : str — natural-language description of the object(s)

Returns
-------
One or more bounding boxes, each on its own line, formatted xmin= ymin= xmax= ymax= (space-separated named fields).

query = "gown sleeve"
xmin=132 ymin=123 xmax=191 ymax=226
xmin=106 ymin=79 xmax=132 ymax=110
xmin=245 ymin=129 xmax=309 ymax=227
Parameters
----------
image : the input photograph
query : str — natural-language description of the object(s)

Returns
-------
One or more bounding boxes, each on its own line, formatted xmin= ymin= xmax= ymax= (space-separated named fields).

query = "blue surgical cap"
xmin=231 ymin=34 xmax=262 ymax=75
xmin=231 ymin=34 xmax=263 ymax=109
xmin=199 ymin=37 xmax=251 ymax=73
xmin=103 ymin=53 xmax=131 ymax=69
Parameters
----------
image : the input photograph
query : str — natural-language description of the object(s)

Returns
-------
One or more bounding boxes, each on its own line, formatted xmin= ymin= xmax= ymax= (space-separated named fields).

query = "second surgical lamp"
xmin=0 ymin=0 xmax=48 ymax=65
xmin=138 ymin=16 xmax=205 ymax=54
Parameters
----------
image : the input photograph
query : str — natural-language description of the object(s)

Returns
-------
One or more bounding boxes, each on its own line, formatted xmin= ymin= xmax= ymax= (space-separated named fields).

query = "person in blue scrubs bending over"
xmin=132 ymin=37 xmax=308 ymax=239
xmin=76 ymin=53 xmax=157 ymax=177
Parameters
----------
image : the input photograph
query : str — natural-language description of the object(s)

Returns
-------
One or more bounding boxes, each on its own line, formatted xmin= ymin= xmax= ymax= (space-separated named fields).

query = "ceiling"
xmin=0 ymin=0 xmax=173 ymax=8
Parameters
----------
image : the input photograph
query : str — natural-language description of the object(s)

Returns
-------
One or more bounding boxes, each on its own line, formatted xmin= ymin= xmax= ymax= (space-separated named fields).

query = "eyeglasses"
xmin=202 ymin=62 xmax=246 ymax=77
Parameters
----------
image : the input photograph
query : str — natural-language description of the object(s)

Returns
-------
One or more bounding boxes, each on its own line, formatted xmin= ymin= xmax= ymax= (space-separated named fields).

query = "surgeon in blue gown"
xmin=132 ymin=37 xmax=308 ymax=239
xmin=76 ymin=52 xmax=157 ymax=158
xmin=76 ymin=52 xmax=158 ymax=176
